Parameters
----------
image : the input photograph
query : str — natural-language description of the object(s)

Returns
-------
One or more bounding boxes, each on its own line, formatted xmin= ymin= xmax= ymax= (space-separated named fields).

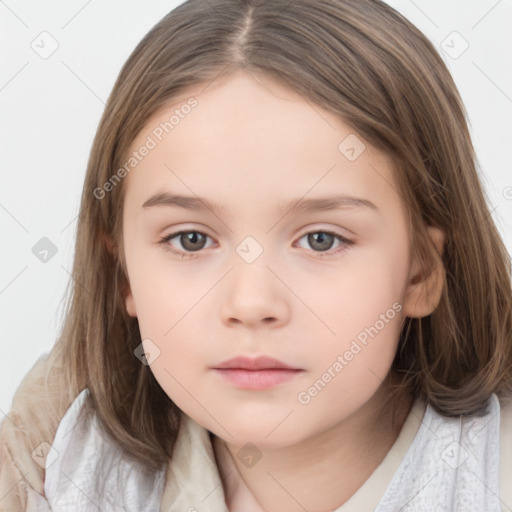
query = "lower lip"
xmin=213 ymin=368 xmax=303 ymax=389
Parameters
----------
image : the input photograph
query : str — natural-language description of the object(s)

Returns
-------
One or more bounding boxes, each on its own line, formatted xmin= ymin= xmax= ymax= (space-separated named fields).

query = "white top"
xmin=40 ymin=388 xmax=512 ymax=511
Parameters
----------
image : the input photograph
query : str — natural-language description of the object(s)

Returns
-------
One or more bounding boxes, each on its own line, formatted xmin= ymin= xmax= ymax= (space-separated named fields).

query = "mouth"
xmin=212 ymin=355 xmax=304 ymax=390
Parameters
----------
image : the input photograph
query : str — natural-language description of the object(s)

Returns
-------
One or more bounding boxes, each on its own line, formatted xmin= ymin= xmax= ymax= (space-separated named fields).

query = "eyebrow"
xmin=142 ymin=191 xmax=378 ymax=215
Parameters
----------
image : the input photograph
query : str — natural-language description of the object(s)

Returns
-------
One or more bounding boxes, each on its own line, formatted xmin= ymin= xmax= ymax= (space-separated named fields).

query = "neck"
xmin=213 ymin=384 xmax=413 ymax=512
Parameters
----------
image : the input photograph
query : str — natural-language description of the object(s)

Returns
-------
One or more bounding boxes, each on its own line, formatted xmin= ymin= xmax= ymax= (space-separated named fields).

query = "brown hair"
xmin=50 ymin=0 xmax=512 ymax=472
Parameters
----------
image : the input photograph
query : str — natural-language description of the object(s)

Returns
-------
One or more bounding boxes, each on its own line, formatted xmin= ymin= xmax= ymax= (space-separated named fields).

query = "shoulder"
xmin=43 ymin=388 xmax=167 ymax=512
xmin=376 ymin=395 xmax=504 ymax=511
xmin=0 ymin=417 xmax=53 ymax=512
xmin=499 ymin=394 xmax=512 ymax=511
xmin=0 ymin=349 xmax=72 ymax=512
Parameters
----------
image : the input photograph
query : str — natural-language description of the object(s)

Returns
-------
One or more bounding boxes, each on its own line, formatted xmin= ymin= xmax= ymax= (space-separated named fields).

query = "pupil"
xmin=182 ymin=232 xmax=205 ymax=251
xmin=309 ymin=232 xmax=333 ymax=251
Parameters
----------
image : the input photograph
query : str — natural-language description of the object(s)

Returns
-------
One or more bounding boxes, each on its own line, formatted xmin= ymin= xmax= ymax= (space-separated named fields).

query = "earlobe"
xmin=125 ymin=291 xmax=137 ymax=317
xmin=119 ymin=266 xmax=137 ymax=318
xmin=403 ymin=226 xmax=445 ymax=318
xmin=120 ymin=272 xmax=137 ymax=317
xmin=104 ymin=234 xmax=118 ymax=259
xmin=106 ymin=234 xmax=136 ymax=317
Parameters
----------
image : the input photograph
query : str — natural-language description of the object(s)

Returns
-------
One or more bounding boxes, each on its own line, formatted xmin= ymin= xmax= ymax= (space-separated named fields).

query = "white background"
xmin=1 ymin=0 xmax=511 ymax=413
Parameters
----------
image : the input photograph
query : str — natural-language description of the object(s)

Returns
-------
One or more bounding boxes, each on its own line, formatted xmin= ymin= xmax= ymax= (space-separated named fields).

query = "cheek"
xmin=300 ymin=249 xmax=406 ymax=344
xmin=301 ymin=249 xmax=406 ymax=389
xmin=296 ymin=304 xmax=403 ymax=418
xmin=127 ymin=252 xmax=207 ymax=336
xmin=129 ymin=258 xmax=213 ymax=380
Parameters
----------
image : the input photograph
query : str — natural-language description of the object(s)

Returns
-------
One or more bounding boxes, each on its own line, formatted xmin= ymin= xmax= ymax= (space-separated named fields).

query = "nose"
xmin=219 ymin=260 xmax=291 ymax=329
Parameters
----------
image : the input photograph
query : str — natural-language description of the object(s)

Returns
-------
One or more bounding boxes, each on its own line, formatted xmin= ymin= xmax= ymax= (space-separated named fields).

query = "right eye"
xmin=158 ymin=230 xmax=215 ymax=258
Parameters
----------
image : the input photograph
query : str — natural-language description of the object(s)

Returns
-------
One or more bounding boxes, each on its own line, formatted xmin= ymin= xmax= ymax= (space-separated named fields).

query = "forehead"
xmin=123 ymin=70 xmax=402 ymax=215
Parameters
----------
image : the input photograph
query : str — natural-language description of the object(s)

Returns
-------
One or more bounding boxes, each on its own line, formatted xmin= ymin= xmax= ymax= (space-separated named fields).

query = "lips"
xmin=212 ymin=356 xmax=303 ymax=390
xmin=213 ymin=355 xmax=300 ymax=370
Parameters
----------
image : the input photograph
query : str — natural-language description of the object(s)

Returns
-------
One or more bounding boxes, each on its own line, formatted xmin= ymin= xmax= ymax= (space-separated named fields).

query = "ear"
xmin=105 ymin=233 xmax=138 ymax=318
xmin=403 ymin=226 xmax=445 ymax=318
xmin=105 ymin=235 xmax=118 ymax=258
xmin=120 ymin=259 xmax=137 ymax=318
xmin=125 ymin=288 xmax=137 ymax=317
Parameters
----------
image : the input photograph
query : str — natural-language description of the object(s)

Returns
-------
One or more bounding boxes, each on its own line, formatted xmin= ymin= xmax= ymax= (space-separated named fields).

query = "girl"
xmin=1 ymin=0 xmax=511 ymax=511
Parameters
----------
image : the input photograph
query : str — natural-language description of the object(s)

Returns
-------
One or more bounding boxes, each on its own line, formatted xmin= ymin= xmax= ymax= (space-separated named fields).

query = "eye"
xmin=294 ymin=230 xmax=354 ymax=257
xmin=158 ymin=230 xmax=214 ymax=258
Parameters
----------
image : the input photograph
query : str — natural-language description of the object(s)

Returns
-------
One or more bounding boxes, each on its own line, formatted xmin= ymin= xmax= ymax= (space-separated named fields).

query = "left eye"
xmin=294 ymin=230 xmax=353 ymax=255
xmin=158 ymin=229 xmax=353 ymax=258
xmin=159 ymin=231 xmax=214 ymax=255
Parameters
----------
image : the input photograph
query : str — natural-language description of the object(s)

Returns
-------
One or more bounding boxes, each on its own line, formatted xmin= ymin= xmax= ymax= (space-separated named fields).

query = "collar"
xmin=160 ymin=413 xmax=230 ymax=511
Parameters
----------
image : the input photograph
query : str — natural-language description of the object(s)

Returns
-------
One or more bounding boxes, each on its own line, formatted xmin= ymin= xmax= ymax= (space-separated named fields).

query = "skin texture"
xmin=121 ymin=69 xmax=445 ymax=511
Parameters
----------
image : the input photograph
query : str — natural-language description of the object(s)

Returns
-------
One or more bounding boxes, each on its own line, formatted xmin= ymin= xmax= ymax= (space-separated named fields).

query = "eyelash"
xmin=157 ymin=229 xmax=354 ymax=259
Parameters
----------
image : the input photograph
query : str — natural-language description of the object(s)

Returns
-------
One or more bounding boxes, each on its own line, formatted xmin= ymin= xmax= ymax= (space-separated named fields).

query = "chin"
xmin=213 ymin=415 xmax=309 ymax=449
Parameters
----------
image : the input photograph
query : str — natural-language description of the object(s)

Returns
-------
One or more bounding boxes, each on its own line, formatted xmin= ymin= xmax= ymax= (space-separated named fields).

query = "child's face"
xmin=121 ymin=69 xmax=432 ymax=447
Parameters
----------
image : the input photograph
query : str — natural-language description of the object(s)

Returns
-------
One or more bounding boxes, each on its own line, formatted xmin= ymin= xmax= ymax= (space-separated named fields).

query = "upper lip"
xmin=213 ymin=356 xmax=301 ymax=370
